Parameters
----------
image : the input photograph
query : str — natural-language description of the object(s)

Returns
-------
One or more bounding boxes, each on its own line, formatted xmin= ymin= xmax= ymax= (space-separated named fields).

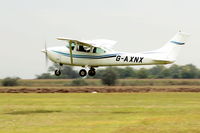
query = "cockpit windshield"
xmin=66 ymin=42 xmax=75 ymax=50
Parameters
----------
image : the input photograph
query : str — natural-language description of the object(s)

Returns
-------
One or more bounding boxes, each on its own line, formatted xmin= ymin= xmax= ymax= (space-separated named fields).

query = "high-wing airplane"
xmin=42 ymin=31 xmax=189 ymax=77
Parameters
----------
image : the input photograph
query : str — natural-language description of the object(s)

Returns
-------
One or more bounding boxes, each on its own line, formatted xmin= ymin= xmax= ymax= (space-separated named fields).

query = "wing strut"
xmin=69 ymin=41 xmax=74 ymax=64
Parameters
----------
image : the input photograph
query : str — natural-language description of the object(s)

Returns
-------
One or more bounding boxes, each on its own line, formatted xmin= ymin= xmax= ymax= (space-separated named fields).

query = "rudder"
xmin=157 ymin=31 xmax=190 ymax=61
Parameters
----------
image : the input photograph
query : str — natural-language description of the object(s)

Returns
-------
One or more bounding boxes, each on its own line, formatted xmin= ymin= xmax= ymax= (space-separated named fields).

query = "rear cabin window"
xmin=93 ymin=47 xmax=105 ymax=54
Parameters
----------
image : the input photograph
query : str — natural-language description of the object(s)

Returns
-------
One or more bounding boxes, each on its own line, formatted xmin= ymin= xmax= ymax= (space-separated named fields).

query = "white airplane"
xmin=42 ymin=31 xmax=189 ymax=77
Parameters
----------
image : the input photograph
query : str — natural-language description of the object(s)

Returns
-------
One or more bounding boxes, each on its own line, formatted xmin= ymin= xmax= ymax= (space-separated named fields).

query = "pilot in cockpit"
xmin=77 ymin=45 xmax=90 ymax=52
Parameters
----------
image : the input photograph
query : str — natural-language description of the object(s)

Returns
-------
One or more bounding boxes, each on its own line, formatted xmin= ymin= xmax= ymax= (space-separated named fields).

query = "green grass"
xmin=0 ymin=93 xmax=200 ymax=133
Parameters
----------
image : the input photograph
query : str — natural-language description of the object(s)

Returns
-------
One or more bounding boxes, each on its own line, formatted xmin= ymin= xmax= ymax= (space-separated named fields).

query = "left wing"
xmin=56 ymin=37 xmax=93 ymax=47
xmin=57 ymin=37 xmax=117 ymax=49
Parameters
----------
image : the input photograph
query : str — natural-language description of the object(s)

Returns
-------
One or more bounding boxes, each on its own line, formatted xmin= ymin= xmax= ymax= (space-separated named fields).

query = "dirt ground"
xmin=0 ymin=86 xmax=200 ymax=93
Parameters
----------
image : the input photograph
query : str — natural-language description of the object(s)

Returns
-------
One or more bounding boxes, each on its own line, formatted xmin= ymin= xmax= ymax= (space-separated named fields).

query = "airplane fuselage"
xmin=46 ymin=46 xmax=173 ymax=67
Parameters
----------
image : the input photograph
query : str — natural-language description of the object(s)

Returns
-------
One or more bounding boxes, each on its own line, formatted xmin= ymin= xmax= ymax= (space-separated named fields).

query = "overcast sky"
xmin=0 ymin=0 xmax=199 ymax=79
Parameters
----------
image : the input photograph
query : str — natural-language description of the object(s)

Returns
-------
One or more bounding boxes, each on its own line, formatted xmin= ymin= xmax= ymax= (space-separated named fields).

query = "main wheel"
xmin=79 ymin=69 xmax=87 ymax=77
xmin=55 ymin=69 xmax=61 ymax=76
xmin=88 ymin=69 xmax=96 ymax=76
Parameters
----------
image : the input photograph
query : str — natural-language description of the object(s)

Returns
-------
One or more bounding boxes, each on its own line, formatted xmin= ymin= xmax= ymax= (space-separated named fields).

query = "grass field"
xmin=0 ymin=93 xmax=200 ymax=133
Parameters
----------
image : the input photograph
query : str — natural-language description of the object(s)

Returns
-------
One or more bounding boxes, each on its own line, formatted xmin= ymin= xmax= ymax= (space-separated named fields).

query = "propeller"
xmin=41 ymin=41 xmax=48 ymax=67
xmin=45 ymin=41 xmax=48 ymax=67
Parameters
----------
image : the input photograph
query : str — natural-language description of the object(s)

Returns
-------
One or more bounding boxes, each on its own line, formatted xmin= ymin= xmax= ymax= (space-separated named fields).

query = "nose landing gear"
xmin=54 ymin=63 xmax=63 ymax=76
xmin=55 ymin=69 xmax=61 ymax=76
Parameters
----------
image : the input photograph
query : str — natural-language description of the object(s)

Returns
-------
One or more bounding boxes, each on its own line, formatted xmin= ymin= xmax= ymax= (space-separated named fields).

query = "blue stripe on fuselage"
xmin=170 ymin=41 xmax=185 ymax=45
xmin=52 ymin=50 xmax=117 ymax=59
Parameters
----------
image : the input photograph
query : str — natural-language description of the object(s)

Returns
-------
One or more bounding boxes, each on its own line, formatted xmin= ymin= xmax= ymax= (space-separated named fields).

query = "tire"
xmin=79 ymin=69 xmax=87 ymax=77
xmin=88 ymin=69 xmax=96 ymax=76
xmin=55 ymin=70 xmax=61 ymax=76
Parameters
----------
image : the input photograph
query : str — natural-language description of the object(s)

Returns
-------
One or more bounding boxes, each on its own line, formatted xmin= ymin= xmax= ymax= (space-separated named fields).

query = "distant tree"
xmin=136 ymin=68 xmax=148 ymax=79
xmin=197 ymin=70 xmax=200 ymax=78
xmin=180 ymin=64 xmax=199 ymax=78
xmin=168 ymin=64 xmax=182 ymax=78
xmin=119 ymin=67 xmax=136 ymax=78
xmin=2 ymin=77 xmax=19 ymax=86
xmin=148 ymin=65 xmax=166 ymax=78
xmin=36 ymin=73 xmax=53 ymax=79
xmin=100 ymin=67 xmax=118 ymax=86
xmin=159 ymin=69 xmax=171 ymax=78
xmin=94 ymin=67 xmax=135 ymax=79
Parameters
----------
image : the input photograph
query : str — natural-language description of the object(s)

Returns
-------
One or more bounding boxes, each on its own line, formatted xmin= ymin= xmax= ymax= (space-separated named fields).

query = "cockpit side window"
xmin=93 ymin=47 xmax=105 ymax=54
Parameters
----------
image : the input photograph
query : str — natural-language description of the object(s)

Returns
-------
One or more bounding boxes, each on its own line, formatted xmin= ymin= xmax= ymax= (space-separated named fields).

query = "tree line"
xmin=36 ymin=64 xmax=200 ymax=79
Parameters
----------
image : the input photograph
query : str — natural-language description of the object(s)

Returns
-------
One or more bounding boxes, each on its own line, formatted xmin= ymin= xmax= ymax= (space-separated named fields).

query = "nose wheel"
xmin=54 ymin=63 xmax=63 ymax=76
xmin=55 ymin=69 xmax=61 ymax=76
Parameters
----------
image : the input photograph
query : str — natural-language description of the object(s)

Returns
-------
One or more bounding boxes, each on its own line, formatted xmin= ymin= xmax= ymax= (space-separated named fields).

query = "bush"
xmin=2 ymin=77 xmax=19 ymax=86
xmin=100 ymin=67 xmax=118 ymax=86
xmin=70 ymin=79 xmax=88 ymax=86
xmin=36 ymin=73 xmax=53 ymax=79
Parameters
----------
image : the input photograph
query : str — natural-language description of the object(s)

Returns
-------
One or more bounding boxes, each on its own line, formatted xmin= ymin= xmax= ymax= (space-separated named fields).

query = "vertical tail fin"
xmin=158 ymin=31 xmax=190 ymax=61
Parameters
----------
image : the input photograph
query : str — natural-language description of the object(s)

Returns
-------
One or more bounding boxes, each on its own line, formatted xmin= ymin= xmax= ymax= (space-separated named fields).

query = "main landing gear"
xmin=79 ymin=67 xmax=96 ymax=77
xmin=88 ymin=68 xmax=96 ymax=76
xmin=79 ymin=69 xmax=87 ymax=77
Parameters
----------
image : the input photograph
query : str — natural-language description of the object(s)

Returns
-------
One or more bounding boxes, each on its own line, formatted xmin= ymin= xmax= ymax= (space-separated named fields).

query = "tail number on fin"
xmin=116 ymin=56 xmax=144 ymax=63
